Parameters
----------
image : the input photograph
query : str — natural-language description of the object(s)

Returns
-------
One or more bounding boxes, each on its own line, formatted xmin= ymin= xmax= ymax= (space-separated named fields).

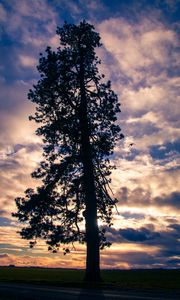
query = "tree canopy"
xmin=13 ymin=21 xmax=123 ymax=281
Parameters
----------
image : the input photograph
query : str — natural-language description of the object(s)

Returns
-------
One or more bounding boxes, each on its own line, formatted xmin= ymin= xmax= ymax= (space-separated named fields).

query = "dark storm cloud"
xmin=117 ymin=187 xmax=180 ymax=210
xmin=117 ymin=186 xmax=151 ymax=207
xmin=105 ymin=224 xmax=180 ymax=249
xmin=105 ymin=226 xmax=160 ymax=243
xmin=155 ymin=192 xmax=180 ymax=209
xmin=152 ymin=231 xmax=180 ymax=259
xmin=0 ymin=254 xmax=9 ymax=259
xmin=167 ymin=258 xmax=180 ymax=265
xmin=168 ymin=223 xmax=180 ymax=232
xmin=104 ymin=249 xmax=180 ymax=269
xmin=0 ymin=217 xmax=13 ymax=227
xmin=103 ymin=250 xmax=156 ymax=268
xmin=104 ymin=223 xmax=180 ymax=267
xmin=119 ymin=227 xmax=160 ymax=242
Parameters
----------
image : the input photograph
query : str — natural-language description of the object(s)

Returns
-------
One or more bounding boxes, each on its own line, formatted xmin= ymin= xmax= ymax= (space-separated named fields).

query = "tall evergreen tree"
xmin=13 ymin=21 xmax=123 ymax=282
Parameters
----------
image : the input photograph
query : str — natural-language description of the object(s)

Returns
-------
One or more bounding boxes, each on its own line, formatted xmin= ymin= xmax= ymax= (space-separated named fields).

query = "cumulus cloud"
xmin=19 ymin=55 xmax=37 ymax=68
xmin=0 ymin=0 xmax=58 ymax=45
xmin=98 ymin=16 xmax=179 ymax=159
xmin=116 ymin=186 xmax=180 ymax=211
xmin=98 ymin=17 xmax=178 ymax=80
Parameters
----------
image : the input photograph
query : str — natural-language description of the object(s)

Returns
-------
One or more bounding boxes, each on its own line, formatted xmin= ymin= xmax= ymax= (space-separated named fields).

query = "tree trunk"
xmin=79 ymin=52 xmax=101 ymax=282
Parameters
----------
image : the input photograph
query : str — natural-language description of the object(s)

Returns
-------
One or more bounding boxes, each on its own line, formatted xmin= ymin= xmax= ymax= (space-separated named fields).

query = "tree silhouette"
xmin=13 ymin=21 xmax=123 ymax=282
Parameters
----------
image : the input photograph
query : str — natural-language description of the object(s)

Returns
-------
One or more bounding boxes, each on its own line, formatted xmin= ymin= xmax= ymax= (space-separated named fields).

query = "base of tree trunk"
xmin=84 ymin=271 xmax=102 ymax=283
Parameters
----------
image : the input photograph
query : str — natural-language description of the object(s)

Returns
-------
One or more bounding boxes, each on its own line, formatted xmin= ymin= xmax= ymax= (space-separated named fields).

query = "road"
xmin=0 ymin=283 xmax=179 ymax=300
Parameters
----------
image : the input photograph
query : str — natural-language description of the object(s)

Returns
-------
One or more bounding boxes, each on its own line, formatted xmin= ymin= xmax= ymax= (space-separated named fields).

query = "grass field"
xmin=0 ymin=267 xmax=179 ymax=290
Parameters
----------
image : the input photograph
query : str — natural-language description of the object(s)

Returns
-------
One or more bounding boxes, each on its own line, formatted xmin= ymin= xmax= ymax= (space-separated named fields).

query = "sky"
xmin=0 ymin=0 xmax=179 ymax=269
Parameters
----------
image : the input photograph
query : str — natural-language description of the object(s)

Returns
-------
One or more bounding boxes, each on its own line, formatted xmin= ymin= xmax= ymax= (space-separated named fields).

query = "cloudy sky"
xmin=0 ymin=0 xmax=179 ymax=269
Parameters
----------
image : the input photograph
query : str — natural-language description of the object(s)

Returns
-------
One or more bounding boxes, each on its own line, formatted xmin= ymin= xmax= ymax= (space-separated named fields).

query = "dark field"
xmin=0 ymin=267 xmax=179 ymax=291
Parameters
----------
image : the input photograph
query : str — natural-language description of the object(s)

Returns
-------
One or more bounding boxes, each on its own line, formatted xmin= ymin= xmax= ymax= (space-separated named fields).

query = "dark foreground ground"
xmin=0 ymin=267 xmax=179 ymax=299
xmin=0 ymin=282 xmax=180 ymax=300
